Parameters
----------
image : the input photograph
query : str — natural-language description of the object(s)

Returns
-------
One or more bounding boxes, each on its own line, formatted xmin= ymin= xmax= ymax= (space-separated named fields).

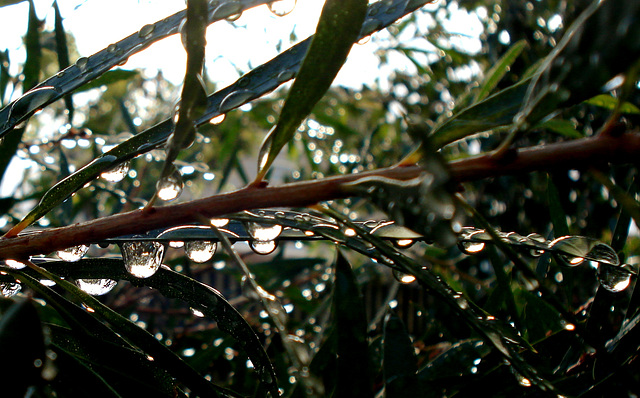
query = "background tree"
xmin=1 ymin=0 xmax=640 ymax=396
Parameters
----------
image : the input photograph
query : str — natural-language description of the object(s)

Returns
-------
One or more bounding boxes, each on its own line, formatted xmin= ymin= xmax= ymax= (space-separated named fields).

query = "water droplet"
xmin=458 ymin=241 xmax=485 ymax=254
xmin=185 ymin=241 xmax=217 ymax=263
xmin=219 ymin=90 xmax=253 ymax=113
xmin=209 ymin=114 xmax=226 ymax=124
xmin=57 ymin=245 xmax=89 ymax=262
xmin=190 ymin=307 xmax=205 ymax=317
xmin=598 ymin=263 xmax=634 ymax=293
xmin=210 ymin=218 xmax=229 ymax=227
xmin=157 ymin=168 xmax=184 ymax=201
xmin=5 ymin=259 xmax=26 ymax=269
xmin=393 ymin=239 xmax=415 ymax=248
xmin=393 ymin=270 xmax=416 ymax=284
xmin=169 ymin=241 xmax=184 ymax=248
xmin=360 ymin=18 xmax=382 ymax=36
xmin=138 ymin=24 xmax=155 ymax=39
xmin=514 ymin=370 xmax=532 ymax=387
xmin=106 ymin=43 xmax=118 ymax=53
xmin=0 ymin=281 xmax=21 ymax=297
xmin=250 ymin=240 xmax=277 ymax=255
xmin=277 ymin=69 xmax=296 ymax=83
xmin=558 ymin=254 xmax=585 ymax=267
xmin=75 ymin=57 xmax=89 ymax=71
xmin=210 ymin=2 xmax=243 ymax=21
xmin=75 ymin=279 xmax=117 ymax=295
xmin=9 ymin=87 xmax=60 ymax=121
xmin=100 ymin=161 xmax=130 ymax=182
xmin=246 ymin=222 xmax=282 ymax=241
xmin=121 ymin=241 xmax=165 ymax=278
xmin=267 ymin=0 xmax=296 ymax=17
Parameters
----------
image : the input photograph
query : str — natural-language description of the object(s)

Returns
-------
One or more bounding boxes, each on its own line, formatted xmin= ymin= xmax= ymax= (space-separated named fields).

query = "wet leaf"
xmin=255 ymin=0 xmax=369 ymax=181
xmin=12 ymin=261 xmax=247 ymax=397
xmin=333 ymin=250 xmax=374 ymax=397
xmin=53 ymin=1 xmax=73 ymax=122
xmin=154 ymin=0 xmax=209 ymax=206
xmin=429 ymin=79 xmax=530 ymax=149
xmin=549 ymin=236 xmax=619 ymax=267
xmin=518 ymin=290 xmax=564 ymax=344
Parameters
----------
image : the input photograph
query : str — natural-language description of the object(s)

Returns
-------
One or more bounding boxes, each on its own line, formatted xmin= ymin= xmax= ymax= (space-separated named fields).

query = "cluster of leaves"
xmin=2 ymin=0 xmax=640 ymax=396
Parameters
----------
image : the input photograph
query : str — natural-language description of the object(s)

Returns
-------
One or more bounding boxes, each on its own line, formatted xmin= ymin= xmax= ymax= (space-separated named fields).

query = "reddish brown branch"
xmin=2 ymin=132 xmax=639 ymax=259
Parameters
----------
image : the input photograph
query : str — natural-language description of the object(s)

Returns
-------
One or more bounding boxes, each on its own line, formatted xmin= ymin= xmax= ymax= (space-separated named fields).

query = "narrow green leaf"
xmin=49 ymin=324 xmax=176 ymax=397
xmin=383 ymin=311 xmax=420 ymax=397
xmin=547 ymin=174 xmax=570 ymax=237
xmin=16 ymin=261 xmax=244 ymax=398
xmin=153 ymin=0 xmax=209 ymax=206
xmin=0 ymin=0 xmax=25 ymax=6
xmin=333 ymin=250 xmax=373 ymax=397
xmin=430 ymin=79 xmax=530 ymax=149
xmin=53 ymin=1 xmax=74 ymax=122
xmin=585 ymin=94 xmax=640 ymax=114
xmin=256 ymin=0 xmax=368 ymax=181
xmin=536 ymin=119 xmax=583 ymax=139
xmin=474 ymin=39 xmax=527 ymax=103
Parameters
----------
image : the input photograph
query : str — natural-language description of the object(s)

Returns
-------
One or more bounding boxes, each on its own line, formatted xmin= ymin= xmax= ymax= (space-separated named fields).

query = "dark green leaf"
xmin=474 ymin=39 xmax=528 ymax=103
xmin=383 ymin=311 xmax=420 ymax=397
xmin=333 ymin=250 xmax=374 ymax=397
xmin=256 ymin=0 xmax=369 ymax=180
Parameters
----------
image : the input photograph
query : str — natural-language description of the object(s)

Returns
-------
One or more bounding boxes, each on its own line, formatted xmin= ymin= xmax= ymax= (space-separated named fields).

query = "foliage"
xmin=1 ymin=0 xmax=640 ymax=396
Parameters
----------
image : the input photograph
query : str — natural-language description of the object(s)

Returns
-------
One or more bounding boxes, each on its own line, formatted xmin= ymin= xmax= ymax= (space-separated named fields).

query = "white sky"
xmin=0 ymin=0 xmax=484 ymax=92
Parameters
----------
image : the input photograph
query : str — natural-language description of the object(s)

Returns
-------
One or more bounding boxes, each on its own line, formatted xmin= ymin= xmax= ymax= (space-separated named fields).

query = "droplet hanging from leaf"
xmin=156 ymin=167 xmax=184 ymax=202
xmin=56 ymin=244 xmax=89 ymax=262
xmin=100 ymin=161 xmax=130 ymax=182
xmin=267 ymin=0 xmax=296 ymax=17
xmin=120 ymin=241 xmax=165 ymax=278
xmin=75 ymin=279 xmax=117 ymax=296
xmin=597 ymin=263 xmax=636 ymax=293
xmin=185 ymin=241 xmax=217 ymax=263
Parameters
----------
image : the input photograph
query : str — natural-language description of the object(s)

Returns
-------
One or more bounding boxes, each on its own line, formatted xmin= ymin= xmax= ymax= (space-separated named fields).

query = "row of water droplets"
xmin=458 ymin=227 xmax=636 ymax=293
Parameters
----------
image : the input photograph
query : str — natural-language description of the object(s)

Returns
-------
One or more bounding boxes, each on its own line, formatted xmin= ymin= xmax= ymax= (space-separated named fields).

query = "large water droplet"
xmin=598 ymin=263 xmax=635 ymax=293
xmin=75 ymin=57 xmax=89 ymax=71
xmin=156 ymin=168 xmax=184 ymax=201
xmin=138 ymin=24 xmax=155 ymax=39
xmin=9 ymin=86 xmax=60 ymax=121
xmin=121 ymin=241 xmax=165 ymax=278
xmin=75 ymin=279 xmax=117 ymax=295
xmin=106 ymin=43 xmax=118 ymax=53
xmin=101 ymin=161 xmax=130 ymax=182
xmin=458 ymin=241 xmax=485 ymax=254
xmin=5 ymin=259 xmax=26 ymax=269
xmin=267 ymin=0 xmax=296 ymax=16
xmin=210 ymin=218 xmax=229 ymax=227
xmin=185 ymin=241 xmax=217 ymax=263
xmin=219 ymin=90 xmax=253 ymax=113
xmin=246 ymin=222 xmax=282 ymax=241
xmin=57 ymin=245 xmax=89 ymax=262
xmin=250 ymin=240 xmax=278 ymax=255
xmin=393 ymin=270 xmax=416 ymax=284
xmin=210 ymin=2 xmax=243 ymax=20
